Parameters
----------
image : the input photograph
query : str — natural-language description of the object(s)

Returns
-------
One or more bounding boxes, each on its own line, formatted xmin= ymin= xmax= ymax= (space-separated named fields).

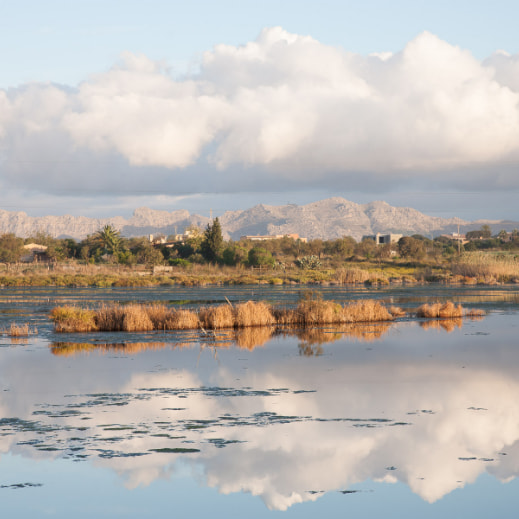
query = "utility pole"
xmin=457 ymin=221 xmax=461 ymax=256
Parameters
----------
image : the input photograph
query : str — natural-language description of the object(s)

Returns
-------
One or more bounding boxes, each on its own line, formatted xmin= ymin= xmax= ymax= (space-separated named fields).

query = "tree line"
xmin=0 ymin=220 xmax=518 ymax=267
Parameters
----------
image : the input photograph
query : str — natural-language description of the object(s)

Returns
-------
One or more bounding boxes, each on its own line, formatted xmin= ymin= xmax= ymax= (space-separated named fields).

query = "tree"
xmin=467 ymin=225 xmax=492 ymax=240
xmin=398 ymin=236 xmax=426 ymax=259
xmin=498 ymin=230 xmax=508 ymax=241
xmin=130 ymin=238 xmax=164 ymax=266
xmin=354 ymin=238 xmax=376 ymax=259
xmin=94 ymin=225 xmax=122 ymax=256
xmin=324 ymin=237 xmax=356 ymax=258
xmin=222 ymin=243 xmax=247 ymax=266
xmin=0 ymin=234 xmax=24 ymax=263
xmin=201 ymin=218 xmax=223 ymax=263
xmin=248 ymin=247 xmax=275 ymax=268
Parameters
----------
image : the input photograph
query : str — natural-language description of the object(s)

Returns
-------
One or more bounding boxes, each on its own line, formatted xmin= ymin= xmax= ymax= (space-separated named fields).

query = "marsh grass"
xmin=51 ymin=297 xmax=482 ymax=333
xmin=50 ymin=306 xmax=97 ymax=332
xmin=233 ymin=301 xmax=275 ymax=327
xmin=452 ymin=253 xmax=519 ymax=283
xmin=0 ymin=323 xmax=38 ymax=337
xmin=199 ymin=305 xmax=235 ymax=330
xmin=416 ymin=302 xmax=463 ymax=318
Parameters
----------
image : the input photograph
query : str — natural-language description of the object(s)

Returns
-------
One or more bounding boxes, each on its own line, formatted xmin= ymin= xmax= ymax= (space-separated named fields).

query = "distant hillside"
xmin=0 ymin=198 xmax=517 ymax=242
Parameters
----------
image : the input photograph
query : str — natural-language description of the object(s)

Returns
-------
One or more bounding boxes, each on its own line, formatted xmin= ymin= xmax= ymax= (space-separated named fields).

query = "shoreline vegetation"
xmin=0 ymin=252 xmax=518 ymax=288
xmin=1 ymin=222 xmax=518 ymax=288
xmin=50 ymin=299 xmax=485 ymax=333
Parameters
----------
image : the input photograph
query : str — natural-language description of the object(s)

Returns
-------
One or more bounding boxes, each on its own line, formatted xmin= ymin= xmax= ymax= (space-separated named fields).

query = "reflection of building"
xmin=241 ymin=234 xmax=307 ymax=243
xmin=363 ymin=233 xmax=403 ymax=245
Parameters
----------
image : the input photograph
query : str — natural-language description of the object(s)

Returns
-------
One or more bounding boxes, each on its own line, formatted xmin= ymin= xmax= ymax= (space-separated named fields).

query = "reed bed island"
xmin=50 ymin=299 xmax=483 ymax=333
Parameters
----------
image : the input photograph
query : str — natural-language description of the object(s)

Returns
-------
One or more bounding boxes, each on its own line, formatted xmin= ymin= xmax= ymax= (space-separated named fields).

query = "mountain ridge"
xmin=0 ymin=198 xmax=516 ymax=242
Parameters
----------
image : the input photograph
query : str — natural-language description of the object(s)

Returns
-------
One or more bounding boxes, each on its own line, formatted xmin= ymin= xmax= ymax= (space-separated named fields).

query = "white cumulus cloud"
xmin=1 ymin=27 xmax=519 ymax=200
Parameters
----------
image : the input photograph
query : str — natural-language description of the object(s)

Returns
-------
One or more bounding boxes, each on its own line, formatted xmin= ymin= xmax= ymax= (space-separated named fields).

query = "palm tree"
xmin=95 ymin=225 xmax=121 ymax=255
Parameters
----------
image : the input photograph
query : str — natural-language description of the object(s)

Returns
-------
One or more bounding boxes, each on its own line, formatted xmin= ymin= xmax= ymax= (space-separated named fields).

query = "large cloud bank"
xmin=2 ymin=27 xmax=519 ymax=196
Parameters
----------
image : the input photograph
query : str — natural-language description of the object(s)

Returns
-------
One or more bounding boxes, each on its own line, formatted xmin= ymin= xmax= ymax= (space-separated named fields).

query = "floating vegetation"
xmin=0 ymin=483 xmax=43 ymax=490
xmin=149 ymin=448 xmax=200 ymax=453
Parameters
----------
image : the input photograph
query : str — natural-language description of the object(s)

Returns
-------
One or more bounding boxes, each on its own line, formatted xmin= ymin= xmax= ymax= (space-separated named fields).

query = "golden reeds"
xmin=452 ymin=252 xmax=519 ymax=283
xmin=416 ymin=302 xmax=463 ymax=318
xmin=50 ymin=298 xmax=483 ymax=333
xmin=199 ymin=305 xmax=234 ymax=329
xmin=0 ymin=323 xmax=38 ymax=337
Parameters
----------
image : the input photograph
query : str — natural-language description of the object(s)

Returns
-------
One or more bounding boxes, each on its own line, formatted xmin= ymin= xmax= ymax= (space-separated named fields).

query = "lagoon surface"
xmin=0 ymin=285 xmax=518 ymax=518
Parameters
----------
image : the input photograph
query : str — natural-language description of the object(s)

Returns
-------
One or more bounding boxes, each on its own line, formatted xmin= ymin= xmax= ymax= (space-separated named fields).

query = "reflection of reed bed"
xmin=419 ymin=319 xmax=463 ymax=332
xmin=297 ymin=322 xmax=393 ymax=345
xmin=0 ymin=323 xmax=38 ymax=337
xmin=50 ymin=341 xmax=188 ymax=356
xmin=234 ymin=326 xmax=274 ymax=350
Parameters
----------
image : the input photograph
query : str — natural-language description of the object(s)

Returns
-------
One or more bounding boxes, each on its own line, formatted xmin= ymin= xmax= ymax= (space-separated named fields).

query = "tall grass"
xmin=452 ymin=252 xmax=519 ymax=283
xmin=416 ymin=302 xmax=463 ymax=318
xmin=50 ymin=298 xmax=482 ymax=333
xmin=0 ymin=323 xmax=38 ymax=337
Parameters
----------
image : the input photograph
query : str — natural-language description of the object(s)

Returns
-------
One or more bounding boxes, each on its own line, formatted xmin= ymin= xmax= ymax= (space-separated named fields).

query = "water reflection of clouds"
xmin=0 ymin=317 xmax=518 ymax=510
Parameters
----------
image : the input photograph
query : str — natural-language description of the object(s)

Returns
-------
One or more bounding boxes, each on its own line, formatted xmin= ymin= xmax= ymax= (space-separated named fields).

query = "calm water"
xmin=0 ymin=285 xmax=518 ymax=518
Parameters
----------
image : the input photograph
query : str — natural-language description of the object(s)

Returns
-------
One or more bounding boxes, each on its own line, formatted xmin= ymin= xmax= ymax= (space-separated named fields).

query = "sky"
xmin=1 ymin=0 xmax=519 ymax=222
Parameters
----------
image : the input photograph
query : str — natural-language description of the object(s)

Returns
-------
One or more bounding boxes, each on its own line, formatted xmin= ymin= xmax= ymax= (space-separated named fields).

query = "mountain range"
xmin=0 ymin=198 xmax=517 ymax=242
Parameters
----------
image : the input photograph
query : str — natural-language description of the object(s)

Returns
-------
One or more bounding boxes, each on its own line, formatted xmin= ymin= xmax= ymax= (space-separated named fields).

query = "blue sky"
xmin=1 ymin=0 xmax=519 ymax=222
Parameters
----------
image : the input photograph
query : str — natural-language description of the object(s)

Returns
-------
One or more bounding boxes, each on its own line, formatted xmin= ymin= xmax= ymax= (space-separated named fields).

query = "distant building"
xmin=21 ymin=243 xmax=49 ymax=263
xmin=363 ymin=233 xmax=403 ymax=245
xmin=240 ymin=234 xmax=307 ymax=243
xmin=441 ymin=232 xmax=468 ymax=244
xmin=148 ymin=234 xmax=167 ymax=245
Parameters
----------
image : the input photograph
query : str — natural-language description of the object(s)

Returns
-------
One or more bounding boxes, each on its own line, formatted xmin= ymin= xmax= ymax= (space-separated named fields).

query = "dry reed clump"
xmin=389 ymin=306 xmax=406 ymax=318
xmin=233 ymin=301 xmax=275 ymax=327
xmin=273 ymin=299 xmax=394 ymax=326
xmin=199 ymin=305 xmax=234 ymax=330
xmin=341 ymin=300 xmax=394 ymax=323
xmin=293 ymin=299 xmax=343 ymax=325
xmin=145 ymin=304 xmax=174 ymax=329
xmin=166 ymin=309 xmax=200 ymax=330
xmin=121 ymin=304 xmax=154 ymax=332
xmin=95 ymin=304 xmax=126 ymax=331
xmin=465 ymin=308 xmax=486 ymax=317
xmin=0 ymin=323 xmax=38 ymax=337
xmin=50 ymin=306 xmax=97 ymax=332
xmin=334 ymin=268 xmax=371 ymax=284
xmin=415 ymin=302 xmax=463 ymax=318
